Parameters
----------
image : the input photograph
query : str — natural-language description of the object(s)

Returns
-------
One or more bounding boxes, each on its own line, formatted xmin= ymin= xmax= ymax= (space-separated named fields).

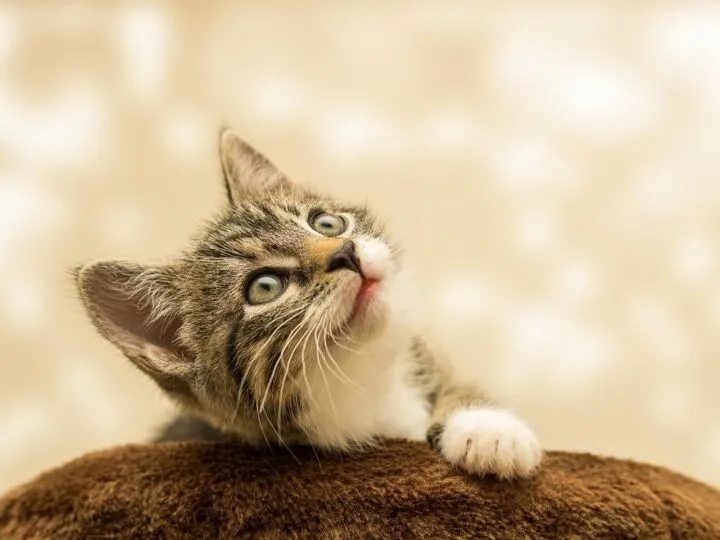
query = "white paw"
xmin=440 ymin=408 xmax=542 ymax=479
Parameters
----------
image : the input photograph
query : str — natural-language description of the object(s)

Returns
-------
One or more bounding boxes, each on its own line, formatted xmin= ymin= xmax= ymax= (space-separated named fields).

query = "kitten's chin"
xmin=347 ymin=302 xmax=389 ymax=342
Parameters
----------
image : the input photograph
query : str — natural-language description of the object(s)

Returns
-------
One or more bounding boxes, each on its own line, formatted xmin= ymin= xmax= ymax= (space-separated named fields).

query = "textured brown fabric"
xmin=1 ymin=441 xmax=719 ymax=539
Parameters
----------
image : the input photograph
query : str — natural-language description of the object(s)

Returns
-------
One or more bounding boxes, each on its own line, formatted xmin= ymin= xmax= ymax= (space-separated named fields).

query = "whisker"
xmin=333 ymin=318 xmax=363 ymax=346
xmin=310 ymin=443 xmax=323 ymax=469
xmin=316 ymin=311 xmax=349 ymax=381
xmin=262 ymin=410 xmax=300 ymax=464
xmin=277 ymin=304 xmax=326 ymax=428
xmin=276 ymin=316 xmax=317 ymax=435
xmin=311 ymin=314 xmax=338 ymax=425
xmin=257 ymin=409 xmax=273 ymax=452
xmin=319 ymin=311 xmax=366 ymax=394
xmin=328 ymin=335 xmax=362 ymax=354
xmin=231 ymin=305 xmax=306 ymax=424
xmin=300 ymin=340 xmax=317 ymax=408
xmin=320 ymin=299 xmax=363 ymax=354
xmin=330 ymin=304 xmax=382 ymax=355
xmin=259 ymin=312 xmax=311 ymax=414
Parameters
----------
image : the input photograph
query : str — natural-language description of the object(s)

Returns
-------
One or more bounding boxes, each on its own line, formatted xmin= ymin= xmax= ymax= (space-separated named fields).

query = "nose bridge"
xmin=307 ymin=237 xmax=345 ymax=268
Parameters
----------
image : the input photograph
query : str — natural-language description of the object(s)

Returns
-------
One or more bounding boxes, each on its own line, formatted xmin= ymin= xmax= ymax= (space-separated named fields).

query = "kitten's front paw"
xmin=439 ymin=408 xmax=542 ymax=479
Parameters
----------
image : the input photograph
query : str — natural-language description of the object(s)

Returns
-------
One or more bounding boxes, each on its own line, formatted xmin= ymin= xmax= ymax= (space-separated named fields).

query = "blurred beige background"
xmin=1 ymin=2 xmax=719 ymax=492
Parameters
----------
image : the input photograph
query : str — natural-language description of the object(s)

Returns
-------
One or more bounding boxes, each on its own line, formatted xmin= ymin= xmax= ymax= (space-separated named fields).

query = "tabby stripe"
xmin=265 ymin=350 xmax=283 ymax=394
xmin=225 ymin=317 xmax=255 ymax=409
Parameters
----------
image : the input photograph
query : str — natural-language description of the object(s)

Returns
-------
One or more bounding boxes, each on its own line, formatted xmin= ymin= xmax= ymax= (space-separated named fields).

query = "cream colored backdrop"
xmin=1 ymin=2 xmax=719 ymax=492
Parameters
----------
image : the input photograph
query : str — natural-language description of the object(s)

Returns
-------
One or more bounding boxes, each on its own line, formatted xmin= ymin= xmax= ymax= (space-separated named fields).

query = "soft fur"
xmin=74 ymin=128 xmax=541 ymax=478
xmin=1 ymin=441 xmax=719 ymax=539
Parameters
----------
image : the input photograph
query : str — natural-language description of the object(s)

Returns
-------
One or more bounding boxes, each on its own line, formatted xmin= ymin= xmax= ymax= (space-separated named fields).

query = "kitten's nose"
xmin=326 ymin=240 xmax=363 ymax=276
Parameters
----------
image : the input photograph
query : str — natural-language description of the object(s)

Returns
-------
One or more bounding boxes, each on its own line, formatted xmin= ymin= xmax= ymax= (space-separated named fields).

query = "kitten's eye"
xmin=246 ymin=274 xmax=286 ymax=305
xmin=310 ymin=213 xmax=346 ymax=237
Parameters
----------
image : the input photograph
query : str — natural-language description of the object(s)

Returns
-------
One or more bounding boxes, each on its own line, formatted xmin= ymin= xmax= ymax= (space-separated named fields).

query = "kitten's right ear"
xmin=218 ymin=127 xmax=294 ymax=206
xmin=74 ymin=261 xmax=196 ymax=405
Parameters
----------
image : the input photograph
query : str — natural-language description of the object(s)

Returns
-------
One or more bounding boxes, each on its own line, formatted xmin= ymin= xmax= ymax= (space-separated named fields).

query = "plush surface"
xmin=1 ymin=441 xmax=719 ymax=539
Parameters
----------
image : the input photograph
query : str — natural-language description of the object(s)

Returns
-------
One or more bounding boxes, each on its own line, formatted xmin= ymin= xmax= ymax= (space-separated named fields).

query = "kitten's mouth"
xmin=327 ymin=277 xmax=384 ymax=341
xmin=350 ymin=278 xmax=381 ymax=322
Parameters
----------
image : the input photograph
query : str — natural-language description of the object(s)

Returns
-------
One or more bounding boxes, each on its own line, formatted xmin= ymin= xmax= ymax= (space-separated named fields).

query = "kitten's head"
xmin=75 ymin=129 xmax=406 ymax=443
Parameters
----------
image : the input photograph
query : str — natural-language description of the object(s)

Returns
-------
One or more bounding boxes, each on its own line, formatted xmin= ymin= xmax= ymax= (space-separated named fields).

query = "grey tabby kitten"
xmin=75 ymin=128 xmax=542 ymax=479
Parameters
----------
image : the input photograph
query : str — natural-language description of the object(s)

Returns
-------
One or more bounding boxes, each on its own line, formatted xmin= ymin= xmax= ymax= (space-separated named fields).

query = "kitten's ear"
xmin=75 ymin=261 xmax=196 ymax=403
xmin=218 ymin=127 xmax=294 ymax=205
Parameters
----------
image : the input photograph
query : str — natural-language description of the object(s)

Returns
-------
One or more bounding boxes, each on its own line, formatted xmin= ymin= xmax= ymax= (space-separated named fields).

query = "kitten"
xmin=75 ymin=128 xmax=542 ymax=479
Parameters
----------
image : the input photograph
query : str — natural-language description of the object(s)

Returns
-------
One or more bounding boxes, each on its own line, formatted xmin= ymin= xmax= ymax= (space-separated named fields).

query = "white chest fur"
xmin=300 ymin=334 xmax=430 ymax=449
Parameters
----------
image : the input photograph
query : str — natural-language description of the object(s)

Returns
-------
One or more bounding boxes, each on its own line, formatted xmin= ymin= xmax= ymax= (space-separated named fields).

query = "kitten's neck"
xmin=294 ymin=323 xmax=421 ymax=448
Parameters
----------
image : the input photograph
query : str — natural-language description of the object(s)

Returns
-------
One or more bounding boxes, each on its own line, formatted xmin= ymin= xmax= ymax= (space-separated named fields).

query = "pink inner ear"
xmin=81 ymin=263 xmax=189 ymax=361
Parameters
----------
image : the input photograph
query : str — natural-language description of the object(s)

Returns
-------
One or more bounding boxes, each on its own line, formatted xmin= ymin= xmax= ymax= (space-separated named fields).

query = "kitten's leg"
xmin=427 ymin=382 xmax=542 ymax=479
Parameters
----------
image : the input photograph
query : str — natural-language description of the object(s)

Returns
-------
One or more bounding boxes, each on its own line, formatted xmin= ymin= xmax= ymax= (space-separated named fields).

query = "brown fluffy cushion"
xmin=1 ymin=441 xmax=719 ymax=539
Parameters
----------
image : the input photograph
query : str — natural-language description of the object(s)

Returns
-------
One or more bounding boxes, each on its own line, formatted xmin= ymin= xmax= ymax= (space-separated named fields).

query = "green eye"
xmin=310 ymin=213 xmax=346 ymax=237
xmin=247 ymin=274 xmax=286 ymax=305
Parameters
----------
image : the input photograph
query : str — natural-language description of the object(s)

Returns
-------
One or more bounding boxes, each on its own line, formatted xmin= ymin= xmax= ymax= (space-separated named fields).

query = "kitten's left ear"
xmin=74 ymin=261 xmax=197 ymax=407
xmin=219 ymin=127 xmax=295 ymax=205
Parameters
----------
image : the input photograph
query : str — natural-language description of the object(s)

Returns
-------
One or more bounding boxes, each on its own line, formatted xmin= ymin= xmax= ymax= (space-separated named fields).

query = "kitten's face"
xmin=76 ymin=129 xmax=405 ymax=442
xmin=178 ymin=190 xmax=402 ymax=433
xmin=194 ymin=193 xmax=398 ymax=348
